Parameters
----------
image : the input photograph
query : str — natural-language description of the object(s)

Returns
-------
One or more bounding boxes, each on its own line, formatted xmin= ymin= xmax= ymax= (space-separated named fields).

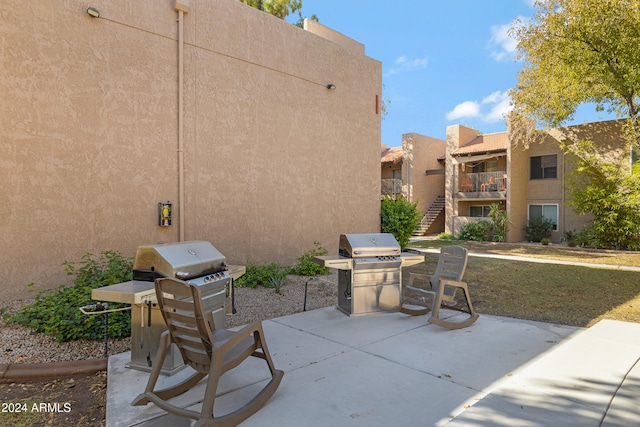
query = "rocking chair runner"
xmin=131 ymin=278 xmax=284 ymax=427
xmin=400 ymin=245 xmax=479 ymax=329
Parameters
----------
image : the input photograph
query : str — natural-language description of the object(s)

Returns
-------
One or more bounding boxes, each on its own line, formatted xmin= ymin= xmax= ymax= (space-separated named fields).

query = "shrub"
xmin=235 ymin=262 xmax=286 ymax=288
xmin=541 ymin=238 xmax=550 ymax=246
xmin=563 ymin=229 xmax=578 ymax=247
xmin=436 ymin=232 xmax=456 ymax=240
xmin=488 ymin=204 xmax=509 ymax=242
xmin=380 ymin=196 xmax=421 ymax=249
xmin=5 ymin=251 xmax=132 ymax=343
xmin=458 ymin=220 xmax=491 ymax=242
xmin=268 ymin=269 xmax=288 ymax=294
xmin=290 ymin=242 xmax=330 ymax=276
xmin=524 ymin=217 xmax=554 ymax=242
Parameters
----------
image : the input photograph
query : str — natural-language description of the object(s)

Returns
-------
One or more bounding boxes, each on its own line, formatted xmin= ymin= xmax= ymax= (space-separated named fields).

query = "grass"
xmin=404 ymin=240 xmax=640 ymax=327
xmin=410 ymin=239 xmax=640 ymax=267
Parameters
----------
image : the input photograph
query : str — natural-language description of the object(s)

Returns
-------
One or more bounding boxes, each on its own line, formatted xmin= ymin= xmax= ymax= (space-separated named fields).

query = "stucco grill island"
xmin=92 ymin=241 xmax=244 ymax=375
xmin=315 ymin=233 xmax=424 ymax=316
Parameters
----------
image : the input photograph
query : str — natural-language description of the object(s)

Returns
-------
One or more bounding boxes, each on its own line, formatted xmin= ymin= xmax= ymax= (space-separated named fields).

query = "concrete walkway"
xmin=105 ymin=307 xmax=640 ymax=426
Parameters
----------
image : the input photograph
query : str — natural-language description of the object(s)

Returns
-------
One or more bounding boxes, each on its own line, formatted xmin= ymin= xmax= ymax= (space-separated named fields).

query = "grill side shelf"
xmin=314 ymin=255 xmax=353 ymax=271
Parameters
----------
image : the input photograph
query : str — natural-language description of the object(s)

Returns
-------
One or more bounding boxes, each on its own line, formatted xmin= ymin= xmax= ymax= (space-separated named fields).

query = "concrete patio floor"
xmin=106 ymin=307 xmax=640 ymax=426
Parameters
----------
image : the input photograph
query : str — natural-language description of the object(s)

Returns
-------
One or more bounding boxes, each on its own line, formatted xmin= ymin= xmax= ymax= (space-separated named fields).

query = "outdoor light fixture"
xmin=86 ymin=7 xmax=100 ymax=18
xmin=326 ymin=84 xmax=336 ymax=90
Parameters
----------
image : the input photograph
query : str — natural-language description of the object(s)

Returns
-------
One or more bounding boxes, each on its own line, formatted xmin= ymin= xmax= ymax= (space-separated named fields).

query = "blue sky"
xmin=293 ymin=0 xmax=614 ymax=146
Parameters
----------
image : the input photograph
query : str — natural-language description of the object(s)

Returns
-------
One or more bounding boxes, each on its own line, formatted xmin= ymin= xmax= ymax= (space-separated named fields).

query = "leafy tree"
xmin=238 ymin=0 xmax=302 ymax=19
xmin=509 ymin=0 xmax=640 ymax=250
xmin=562 ymin=140 xmax=640 ymax=250
xmin=294 ymin=11 xmax=318 ymax=28
xmin=509 ymin=0 xmax=640 ymax=146
xmin=380 ymin=196 xmax=421 ymax=249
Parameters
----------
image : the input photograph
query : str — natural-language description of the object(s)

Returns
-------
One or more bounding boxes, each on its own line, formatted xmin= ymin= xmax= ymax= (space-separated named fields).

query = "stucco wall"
xmin=508 ymin=119 xmax=627 ymax=243
xmin=402 ymin=133 xmax=445 ymax=234
xmin=0 ymin=0 xmax=382 ymax=301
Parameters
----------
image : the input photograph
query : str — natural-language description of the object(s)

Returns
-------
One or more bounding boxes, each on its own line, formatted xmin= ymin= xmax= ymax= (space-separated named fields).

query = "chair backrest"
xmin=433 ymin=245 xmax=468 ymax=282
xmin=155 ymin=278 xmax=213 ymax=373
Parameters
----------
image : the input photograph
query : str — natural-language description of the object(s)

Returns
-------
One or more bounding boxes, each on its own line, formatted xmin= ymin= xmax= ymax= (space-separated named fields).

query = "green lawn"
xmin=404 ymin=241 xmax=640 ymax=327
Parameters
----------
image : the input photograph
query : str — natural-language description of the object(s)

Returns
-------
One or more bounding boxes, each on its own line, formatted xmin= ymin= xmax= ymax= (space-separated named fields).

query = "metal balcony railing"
xmin=381 ymin=179 xmax=402 ymax=197
xmin=457 ymin=172 xmax=507 ymax=193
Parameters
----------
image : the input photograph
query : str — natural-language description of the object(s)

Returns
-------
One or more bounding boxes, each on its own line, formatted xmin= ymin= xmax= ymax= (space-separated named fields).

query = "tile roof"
xmin=381 ymin=146 xmax=403 ymax=164
xmin=451 ymin=132 xmax=508 ymax=157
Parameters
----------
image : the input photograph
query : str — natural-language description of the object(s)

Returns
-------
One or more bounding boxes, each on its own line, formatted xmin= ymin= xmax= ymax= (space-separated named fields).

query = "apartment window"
xmin=469 ymin=205 xmax=491 ymax=217
xmin=530 ymin=155 xmax=557 ymax=179
xmin=529 ymin=204 xmax=558 ymax=230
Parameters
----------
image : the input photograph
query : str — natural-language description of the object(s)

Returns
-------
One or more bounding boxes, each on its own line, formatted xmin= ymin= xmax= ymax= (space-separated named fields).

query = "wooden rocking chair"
xmin=400 ymin=245 xmax=479 ymax=329
xmin=131 ymin=277 xmax=284 ymax=427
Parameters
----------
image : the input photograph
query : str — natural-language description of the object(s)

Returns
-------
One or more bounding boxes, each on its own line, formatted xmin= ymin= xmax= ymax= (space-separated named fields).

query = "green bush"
xmin=380 ymin=196 xmax=421 ymax=249
xmin=524 ymin=217 xmax=554 ymax=242
xmin=488 ymin=204 xmax=509 ymax=242
xmin=458 ymin=220 xmax=491 ymax=241
xmin=290 ymin=241 xmax=330 ymax=276
xmin=235 ymin=262 xmax=286 ymax=288
xmin=563 ymin=229 xmax=578 ymax=247
xmin=268 ymin=269 xmax=288 ymax=294
xmin=436 ymin=232 xmax=457 ymax=240
xmin=5 ymin=251 xmax=132 ymax=343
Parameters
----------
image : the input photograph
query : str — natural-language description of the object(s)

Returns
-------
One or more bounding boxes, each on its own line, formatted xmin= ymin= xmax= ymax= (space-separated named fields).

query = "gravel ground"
xmin=0 ymin=272 xmax=338 ymax=365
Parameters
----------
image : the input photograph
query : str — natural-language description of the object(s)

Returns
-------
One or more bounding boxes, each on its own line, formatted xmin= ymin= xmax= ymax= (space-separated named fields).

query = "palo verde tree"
xmin=509 ymin=0 xmax=640 ymax=249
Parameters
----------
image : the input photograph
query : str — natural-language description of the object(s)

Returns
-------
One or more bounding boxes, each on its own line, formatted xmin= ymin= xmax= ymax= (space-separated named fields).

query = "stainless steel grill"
xmin=93 ymin=240 xmax=231 ymax=375
xmin=315 ymin=233 xmax=423 ymax=316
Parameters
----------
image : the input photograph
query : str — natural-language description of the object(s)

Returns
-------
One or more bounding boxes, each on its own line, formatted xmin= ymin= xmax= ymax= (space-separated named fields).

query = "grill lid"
xmin=133 ymin=240 xmax=227 ymax=280
xmin=338 ymin=233 xmax=401 ymax=258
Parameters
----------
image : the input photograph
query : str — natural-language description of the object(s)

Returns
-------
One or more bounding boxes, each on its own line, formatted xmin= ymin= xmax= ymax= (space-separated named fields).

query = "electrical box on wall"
xmin=158 ymin=201 xmax=172 ymax=227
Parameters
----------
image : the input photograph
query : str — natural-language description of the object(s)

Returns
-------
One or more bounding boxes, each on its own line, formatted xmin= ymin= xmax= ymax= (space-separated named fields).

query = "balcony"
xmin=381 ymin=179 xmax=402 ymax=197
xmin=455 ymin=172 xmax=507 ymax=199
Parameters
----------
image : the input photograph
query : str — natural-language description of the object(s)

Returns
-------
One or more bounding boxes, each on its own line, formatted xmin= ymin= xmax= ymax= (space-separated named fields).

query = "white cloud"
xmin=446 ymin=101 xmax=481 ymax=121
xmin=385 ymin=55 xmax=429 ymax=76
xmin=488 ymin=17 xmax=526 ymax=61
xmin=484 ymin=97 xmax=512 ymax=123
xmin=446 ymin=90 xmax=512 ymax=123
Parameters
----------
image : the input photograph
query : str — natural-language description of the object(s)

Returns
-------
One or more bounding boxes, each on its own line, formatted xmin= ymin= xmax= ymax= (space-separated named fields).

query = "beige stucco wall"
xmin=507 ymin=140 xmax=529 ymax=242
xmin=444 ymin=125 xmax=482 ymax=235
xmin=381 ymin=163 xmax=401 ymax=180
xmin=0 ymin=0 xmax=382 ymax=301
xmin=402 ymin=133 xmax=446 ymax=233
xmin=508 ymin=119 xmax=627 ymax=243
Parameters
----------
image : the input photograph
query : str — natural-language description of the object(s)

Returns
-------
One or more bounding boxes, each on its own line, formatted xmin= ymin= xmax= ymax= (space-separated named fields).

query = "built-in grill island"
xmin=315 ymin=233 xmax=424 ymax=316
xmin=92 ymin=241 xmax=243 ymax=375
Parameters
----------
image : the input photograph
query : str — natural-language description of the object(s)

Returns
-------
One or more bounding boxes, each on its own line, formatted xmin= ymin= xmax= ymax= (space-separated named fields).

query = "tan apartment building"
xmin=1 ymin=0 xmax=382 ymax=301
xmin=380 ymin=134 xmax=446 ymax=235
xmin=387 ymin=119 xmax=628 ymax=243
xmin=447 ymin=120 xmax=628 ymax=242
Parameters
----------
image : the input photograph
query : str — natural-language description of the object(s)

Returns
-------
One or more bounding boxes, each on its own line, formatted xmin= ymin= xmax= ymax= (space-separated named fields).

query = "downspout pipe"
xmin=175 ymin=1 xmax=189 ymax=242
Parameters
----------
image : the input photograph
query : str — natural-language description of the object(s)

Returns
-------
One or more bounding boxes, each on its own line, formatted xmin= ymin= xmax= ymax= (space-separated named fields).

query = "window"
xmin=530 ymin=155 xmax=557 ymax=179
xmin=469 ymin=205 xmax=491 ymax=217
xmin=529 ymin=204 xmax=558 ymax=230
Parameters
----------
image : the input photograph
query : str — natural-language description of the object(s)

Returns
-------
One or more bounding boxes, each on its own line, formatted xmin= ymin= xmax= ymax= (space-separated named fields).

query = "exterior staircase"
xmin=413 ymin=195 xmax=445 ymax=236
